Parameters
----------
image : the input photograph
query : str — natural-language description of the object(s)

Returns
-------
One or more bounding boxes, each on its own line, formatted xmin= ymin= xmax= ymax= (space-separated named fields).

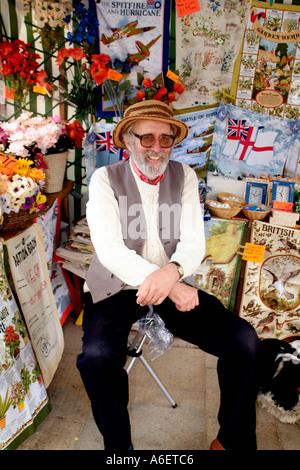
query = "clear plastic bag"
xmin=139 ymin=307 xmax=173 ymax=361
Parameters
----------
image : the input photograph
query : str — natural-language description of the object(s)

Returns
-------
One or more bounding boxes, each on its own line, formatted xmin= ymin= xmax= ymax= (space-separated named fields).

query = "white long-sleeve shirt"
xmin=85 ymin=158 xmax=206 ymax=289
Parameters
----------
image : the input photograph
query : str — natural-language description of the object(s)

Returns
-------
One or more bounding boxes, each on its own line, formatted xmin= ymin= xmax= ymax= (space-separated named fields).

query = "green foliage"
xmin=0 ymin=388 xmax=12 ymax=418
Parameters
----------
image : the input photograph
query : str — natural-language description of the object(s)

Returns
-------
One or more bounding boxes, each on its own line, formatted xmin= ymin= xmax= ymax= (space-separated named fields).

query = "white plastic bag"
xmin=139 ymin=308 xmax=173 ymax=361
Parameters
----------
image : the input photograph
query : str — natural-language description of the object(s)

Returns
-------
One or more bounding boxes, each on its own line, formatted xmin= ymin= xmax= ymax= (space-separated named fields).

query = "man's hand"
xmin=168 ymin=282 xmax=199 ymax=312
xmin=136 ymin=263 xmax=180 ymax=307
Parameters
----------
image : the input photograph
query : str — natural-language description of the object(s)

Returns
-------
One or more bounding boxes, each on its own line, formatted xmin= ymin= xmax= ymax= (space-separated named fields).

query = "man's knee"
xmin=234 ymin=319 xmax=260 ymax=361
xmin=77 ymin=340 xmax=127 ymax=374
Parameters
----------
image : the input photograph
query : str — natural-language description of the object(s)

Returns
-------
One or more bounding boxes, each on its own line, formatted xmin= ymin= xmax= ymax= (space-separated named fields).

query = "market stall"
xmin=0 ymin=0 xmax=299 ymax=448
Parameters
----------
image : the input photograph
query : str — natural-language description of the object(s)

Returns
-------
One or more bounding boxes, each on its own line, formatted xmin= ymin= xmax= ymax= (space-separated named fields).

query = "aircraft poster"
xmin=95 ymin=0 xmax=171 ymax=117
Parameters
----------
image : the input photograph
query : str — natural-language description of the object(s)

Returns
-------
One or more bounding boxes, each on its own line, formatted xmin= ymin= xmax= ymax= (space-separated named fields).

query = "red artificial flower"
xmin=36 ymin=70 xmax=52 ymax=92
xmin=157 ymin=86 xmax=168 ymax=96
xmin=142 ymin=78 xmax=152 ymax=88
xmin=55 ymin=48 xmax=70 ymax=66
xmin=174 ymin=81 xmax=185 ymax=94
xmin=91 ymin=54 xmax=110 ymax=66
xmin=35 ymin=153 xmax=48 ymax=169
xmin=152 ymin=92 xmax=163 ymax=101
xmin=136 ymin=90 xmax=146 ymax=101
xmin=69 ymin=48 xmax=86 ymax=61
xmin=0 ymin=42 xmax=13 ymax=56
xmin=66 ymin=120 xmax=85 ymax=148
xmin=91 ymin=62 xmax=108 ymax=85
xmin=56 ymin=47 xmax=87 ymax=67
xmin=89 ymin=54 xmax=111 ymax=85
xmin=0 ymin=38 xmax=46 ymax=96
xmin=168 ymin=92 xmax=176 ymax=103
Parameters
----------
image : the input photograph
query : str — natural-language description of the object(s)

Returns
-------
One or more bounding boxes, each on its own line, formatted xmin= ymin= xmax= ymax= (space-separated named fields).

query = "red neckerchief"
xmin=131 ymin=157 xmax=165 ymax=185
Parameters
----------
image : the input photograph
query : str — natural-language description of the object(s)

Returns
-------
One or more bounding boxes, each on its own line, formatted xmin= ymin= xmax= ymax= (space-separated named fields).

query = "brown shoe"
xmin=210 ymin=438 xmax=225 ymax=450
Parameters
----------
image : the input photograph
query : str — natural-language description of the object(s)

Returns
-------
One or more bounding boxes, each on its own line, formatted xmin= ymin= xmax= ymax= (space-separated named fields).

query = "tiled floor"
xmin=17 ymin=315 xmax=300 ymax=451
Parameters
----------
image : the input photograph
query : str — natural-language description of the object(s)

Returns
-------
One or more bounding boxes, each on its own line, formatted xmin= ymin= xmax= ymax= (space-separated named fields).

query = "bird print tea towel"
xmin=239 ymin=220 xmax=300 ymax=340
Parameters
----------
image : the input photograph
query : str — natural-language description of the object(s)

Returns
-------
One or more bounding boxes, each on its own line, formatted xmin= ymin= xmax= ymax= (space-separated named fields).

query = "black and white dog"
xmin=259 ymin=338 xmax=300 ymax=411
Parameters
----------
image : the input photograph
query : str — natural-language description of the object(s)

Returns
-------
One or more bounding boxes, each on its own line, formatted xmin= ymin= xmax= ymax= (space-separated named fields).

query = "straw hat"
xmin=112 ymin=100 xmax=189 ymax=149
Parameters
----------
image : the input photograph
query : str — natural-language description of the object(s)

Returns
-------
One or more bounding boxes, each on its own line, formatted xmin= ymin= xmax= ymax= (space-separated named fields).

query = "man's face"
xmin=123 ymin=120 xmax=173 ymax=181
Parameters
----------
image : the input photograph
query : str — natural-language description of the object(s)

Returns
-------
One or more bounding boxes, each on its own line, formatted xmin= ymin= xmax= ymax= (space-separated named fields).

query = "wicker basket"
xmin=43 ymin=151 xmax=68 ymax=193
xmin=206 ymin=199 xmax=242 ymax=219
xmin=0 ymin=210 xmax=35 ymax=232
xmin=242 ymin=204 xmax=270 ymax=221
xmin=217 ymin=192 xmax=246 ymax=208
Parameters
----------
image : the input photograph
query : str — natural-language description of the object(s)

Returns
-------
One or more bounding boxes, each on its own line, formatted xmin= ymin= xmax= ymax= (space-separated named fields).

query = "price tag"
xmin=106 ymin=68 xmax=123 ymax=82
xmin=273 ymin=201 xmax=293 ymax=212
xmin=237 ymin=243 xmax=266 ymax=264
xmin=0 ymin=154 xmax=18 ymax=177
xmin=4 ymin=85 xmax=15 ymax=100
xmin=33 ymin=86 xmax=47 ymax=95
xmin=175 ymin=0 xmax=200 ymax=17
xmin=166 ymin=70 xmax=179 ymax=83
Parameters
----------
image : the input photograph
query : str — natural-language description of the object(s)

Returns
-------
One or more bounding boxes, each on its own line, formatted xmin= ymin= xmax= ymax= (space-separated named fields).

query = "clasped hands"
xmin=136 ymin=263 xmax=199 ymax=312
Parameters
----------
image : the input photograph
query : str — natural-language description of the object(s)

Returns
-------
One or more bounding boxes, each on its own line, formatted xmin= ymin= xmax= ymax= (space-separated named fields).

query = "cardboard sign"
xmin=33 ymin=85 xmax=47 ymax=95
xmin=0 ymin=154 xmax=18 ymax=177
xmin=106 ymin=68 xmax=123 ymax=82
xmin=167 ymin=69 xmax=179 ymax=83
xmin=5 ymin=224 xmax=64 ymax=388
xmin=237 ymin=243 xmax=266 ymax=263
xmin=175 ymin=0 xmax=200 ymax=17
xmin=273 ymin=201 xmax=294 ymax=212
xmin=4 ymin=85 xmax=15 ymax=100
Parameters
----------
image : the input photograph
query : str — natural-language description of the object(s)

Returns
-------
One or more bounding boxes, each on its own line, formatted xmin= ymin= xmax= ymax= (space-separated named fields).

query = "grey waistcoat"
xmin=86 ymin=158 xmax=198 ymax=303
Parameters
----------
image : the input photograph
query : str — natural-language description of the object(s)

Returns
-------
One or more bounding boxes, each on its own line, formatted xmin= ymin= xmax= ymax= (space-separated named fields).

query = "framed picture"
xmin=193 ymin=218 xmax=248 ymax=312
xmin=245 ymin=179 xmax=269 ymax=205
xmin=271 ymin=180 xmax=295 ymax=207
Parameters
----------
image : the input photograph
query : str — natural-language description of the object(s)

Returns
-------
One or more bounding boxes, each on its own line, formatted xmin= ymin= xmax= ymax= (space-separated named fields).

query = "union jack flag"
xmin=240 ymin=125 xmax=251 ymax=141
xmin=227 ymin=119 xmax=247 ymax=140
xmin=95 ymin=131 xmax=119 ymax=154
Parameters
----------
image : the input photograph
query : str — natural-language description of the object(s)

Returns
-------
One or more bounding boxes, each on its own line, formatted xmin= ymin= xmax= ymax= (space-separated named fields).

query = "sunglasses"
xmin=131 ymin=132 xmax=176 ymax=148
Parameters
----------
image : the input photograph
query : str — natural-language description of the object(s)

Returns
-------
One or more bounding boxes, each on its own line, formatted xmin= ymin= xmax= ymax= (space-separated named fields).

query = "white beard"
xmin=131 ymin=148 xmax=171 ymax=180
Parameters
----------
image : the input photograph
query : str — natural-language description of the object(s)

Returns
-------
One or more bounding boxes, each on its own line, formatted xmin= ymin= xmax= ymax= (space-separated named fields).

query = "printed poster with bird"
xmin=95 ymin=0 xmax=171 ymax=116
xmin=239 ymin=220 xmax=300 ymax=340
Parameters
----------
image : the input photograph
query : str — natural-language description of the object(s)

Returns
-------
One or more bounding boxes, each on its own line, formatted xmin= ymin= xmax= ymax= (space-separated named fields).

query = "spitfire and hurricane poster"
xmin=95 ymin=1 xmax=170 ymax=116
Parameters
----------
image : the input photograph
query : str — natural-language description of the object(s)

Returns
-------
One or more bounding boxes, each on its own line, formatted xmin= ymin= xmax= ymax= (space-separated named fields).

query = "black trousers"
xmin=76 ymin=289 xmax=260 ymax=450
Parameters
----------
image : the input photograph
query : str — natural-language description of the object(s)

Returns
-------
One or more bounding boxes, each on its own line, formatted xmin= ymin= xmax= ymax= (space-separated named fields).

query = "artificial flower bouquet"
xmin=0 ymin=37 xmax=52 ymax=104
xmin=0 ymin=154 xmax=47 ymax=230
xmin=0 ymin=112 xmax=85 ymax=197
xmin=56 ymin=47 xmax=112 ymax=123
xmin=22 ymin=0 xmax=73 ymax=52
xmin=0 ymin=112 xmax=85 ymax=159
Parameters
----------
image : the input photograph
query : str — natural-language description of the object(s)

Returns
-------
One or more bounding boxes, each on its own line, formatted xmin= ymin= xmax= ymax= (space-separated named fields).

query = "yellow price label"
xmin=166 ymin=70 xmax=179 ymax=83
xmin=33 ymin=86 xmax=47 ymax=95
xmin=239 ymin=243 xmax=266 ymax=263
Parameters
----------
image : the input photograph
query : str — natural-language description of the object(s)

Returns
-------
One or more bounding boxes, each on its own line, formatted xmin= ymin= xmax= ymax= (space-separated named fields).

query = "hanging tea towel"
xmin=233 ymin=126 xmax=263 ymax=161
xmin=246 ymin=130 xmax=278 ymax=167
xmin=223 ymin=118 xmax=247 ymax=156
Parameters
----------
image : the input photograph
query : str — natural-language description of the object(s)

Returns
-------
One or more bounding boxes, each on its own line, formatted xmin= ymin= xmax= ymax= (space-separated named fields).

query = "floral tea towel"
xmin=174 ymin=0 xmax=251 ymax=110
